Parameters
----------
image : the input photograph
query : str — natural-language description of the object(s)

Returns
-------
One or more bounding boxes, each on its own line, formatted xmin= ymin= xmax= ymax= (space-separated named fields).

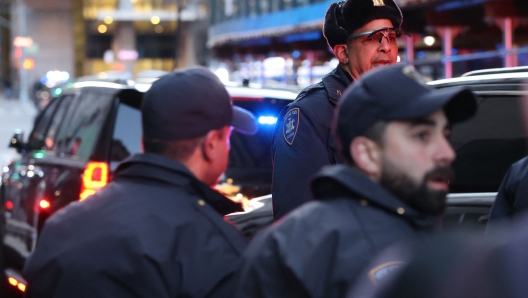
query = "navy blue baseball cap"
xmin=335 ymin=64 xmax=478 ymax=150
xmin=142 ymin=66 xmax=258 ymax=140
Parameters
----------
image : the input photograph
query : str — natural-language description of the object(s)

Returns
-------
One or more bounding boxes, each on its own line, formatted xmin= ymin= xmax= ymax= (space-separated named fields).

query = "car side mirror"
xmin=8 ymin=131 xmax=26 ymax=153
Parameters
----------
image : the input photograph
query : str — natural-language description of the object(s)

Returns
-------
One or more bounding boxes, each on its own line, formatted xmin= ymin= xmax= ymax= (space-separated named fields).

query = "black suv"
xmin=227 ymin=66 xmax=528 ymax=236
xmin=0 ymin=79 xmax=296 ymax=295
xmin=430 ymin=66 xmax=528 ymax=231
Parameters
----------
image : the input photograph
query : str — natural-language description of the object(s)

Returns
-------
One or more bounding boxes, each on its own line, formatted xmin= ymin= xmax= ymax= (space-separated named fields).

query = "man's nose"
xmin=435 ymin=136 xmax=456 ymax=164
xmin=378 ymin=38 xmax=392 ymax=53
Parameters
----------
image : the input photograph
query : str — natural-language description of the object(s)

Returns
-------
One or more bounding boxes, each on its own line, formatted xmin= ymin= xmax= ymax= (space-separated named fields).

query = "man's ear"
xmin=201 ymin=130 xmax=217 ymax=162
xmin=350 ymin=136 xmax=382 ymax=179
xmin=333 ymin=44 xmax=349 ymax=64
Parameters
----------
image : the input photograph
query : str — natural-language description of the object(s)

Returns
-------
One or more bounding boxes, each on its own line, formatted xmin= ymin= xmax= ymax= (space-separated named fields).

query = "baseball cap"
xmin=335 ymin=64 xmax=478 ymax=151
xmin=142 ymin=66 xmax=258 ymax=140
xmin=323 ymin=0 xmax=403 ymax=48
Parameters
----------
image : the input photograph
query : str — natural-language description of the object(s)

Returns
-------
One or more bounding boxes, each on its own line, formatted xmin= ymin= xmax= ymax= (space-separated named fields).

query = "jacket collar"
xmin=310 ymin=164 xmax=435 ymax=230
xmin=114 ymin=153 xmax=243 ymax=215
xmin=322 ymin=65 xmax=353 ymax=105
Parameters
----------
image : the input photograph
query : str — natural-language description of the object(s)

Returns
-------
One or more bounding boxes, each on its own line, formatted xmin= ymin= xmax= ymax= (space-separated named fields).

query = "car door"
xmin=443 ymin=91 xmax=528 ymax=231
xmin=3 ymin=94 xmax=73 ymax=263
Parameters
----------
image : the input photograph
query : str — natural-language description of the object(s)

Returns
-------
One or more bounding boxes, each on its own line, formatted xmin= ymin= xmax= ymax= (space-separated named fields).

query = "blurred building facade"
xmin=208 ymin=0 xmax=528 ymax=84
xmin=3 ymin=0 xmax=209 ymax=100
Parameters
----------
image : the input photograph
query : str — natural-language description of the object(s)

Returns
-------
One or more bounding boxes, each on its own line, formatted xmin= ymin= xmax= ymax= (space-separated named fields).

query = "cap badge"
xmin=373 ymin=0 xmax=385 ymax=6
xmin=283 ymin=108 xmax=300 ymax=145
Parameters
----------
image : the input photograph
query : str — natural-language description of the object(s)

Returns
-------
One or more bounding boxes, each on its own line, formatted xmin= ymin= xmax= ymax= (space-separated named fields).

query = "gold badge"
xmin=373 ymin=0 xmax=385 ymax=6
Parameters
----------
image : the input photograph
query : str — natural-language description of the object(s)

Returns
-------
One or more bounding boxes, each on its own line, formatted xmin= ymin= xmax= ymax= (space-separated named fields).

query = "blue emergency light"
xmin=258 ymin=116 xmax=278 ymax=125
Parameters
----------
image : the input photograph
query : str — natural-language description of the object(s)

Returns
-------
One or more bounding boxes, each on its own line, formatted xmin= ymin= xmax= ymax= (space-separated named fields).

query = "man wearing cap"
xmin=236 ymin=65 xmax=477 ymax=297
xmin=23 ymin=67 xmax=257 ymax=297
xmin=272 ymin=0 xmax=409 ymax=220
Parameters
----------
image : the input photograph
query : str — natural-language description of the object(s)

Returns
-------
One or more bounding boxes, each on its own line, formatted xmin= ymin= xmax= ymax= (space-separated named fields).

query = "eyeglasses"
xmin=347 ymin=27 xmax=411 ymax=44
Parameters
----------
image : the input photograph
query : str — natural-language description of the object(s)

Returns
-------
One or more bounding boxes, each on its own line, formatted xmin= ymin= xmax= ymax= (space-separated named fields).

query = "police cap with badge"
xmin=323 ymin=0 xmax=404 ymax=48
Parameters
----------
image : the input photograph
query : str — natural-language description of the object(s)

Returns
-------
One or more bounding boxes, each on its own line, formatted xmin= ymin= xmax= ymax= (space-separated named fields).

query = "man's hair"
xmin=142 ymin=128 xmax=227 ymax=162
xmin=341 ymin=120 xmax=388 ymax=165
xmin=143 ymin=137 xmax=205 ymax=162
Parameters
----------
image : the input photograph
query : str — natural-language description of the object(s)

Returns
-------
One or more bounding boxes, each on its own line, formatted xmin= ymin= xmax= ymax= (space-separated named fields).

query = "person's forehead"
xmin=352 ymin=18 xmax=394 ymax=35
xmin=388 ymin=110 xmax=450 ymax=128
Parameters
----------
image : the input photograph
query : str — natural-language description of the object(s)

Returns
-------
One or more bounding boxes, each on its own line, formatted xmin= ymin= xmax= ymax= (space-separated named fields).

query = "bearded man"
xmin=235 ymin=65 xmax=478 ymax=298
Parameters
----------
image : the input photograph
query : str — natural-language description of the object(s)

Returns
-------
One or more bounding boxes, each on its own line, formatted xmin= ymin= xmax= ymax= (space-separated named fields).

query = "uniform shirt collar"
xmin=322 ymin=65 xmax=353 ymax=105
xmin=114 ymin=153 xmax=243 ymax=215
xmin=311 ymin=164 xmax=436 ymax=230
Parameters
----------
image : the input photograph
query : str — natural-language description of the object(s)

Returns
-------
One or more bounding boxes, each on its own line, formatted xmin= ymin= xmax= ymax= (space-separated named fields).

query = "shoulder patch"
xmin=283 ymin=108 xmax=300 ymax=145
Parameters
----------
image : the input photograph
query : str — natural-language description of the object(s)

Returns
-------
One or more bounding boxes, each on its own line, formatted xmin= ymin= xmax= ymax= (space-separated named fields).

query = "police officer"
xmin=236 ymin=65 xmax=478 ymax=297
xmin=272 ymin=0 xmax=409 ymax=219
xmin=22 ymin=67 xmax=257 ymax=297
xmin=488 ymin=156 xmax=528 ymax=226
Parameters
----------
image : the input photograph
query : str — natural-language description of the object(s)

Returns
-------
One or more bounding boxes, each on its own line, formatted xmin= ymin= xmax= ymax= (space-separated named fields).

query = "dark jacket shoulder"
xmin=291 ymin=65 xmax=352 ymax=110
xmin=24 ymin=153 xmax=246 ymax=298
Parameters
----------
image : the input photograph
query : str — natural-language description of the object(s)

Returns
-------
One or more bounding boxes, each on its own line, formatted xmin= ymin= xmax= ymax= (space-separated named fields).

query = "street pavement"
xmin=0 ymin=98 xmax=38 ymax=167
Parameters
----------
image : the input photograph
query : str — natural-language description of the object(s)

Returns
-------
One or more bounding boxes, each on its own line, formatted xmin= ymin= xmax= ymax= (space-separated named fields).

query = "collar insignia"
xmin=283 ymin=108 xmax=300 ymax=145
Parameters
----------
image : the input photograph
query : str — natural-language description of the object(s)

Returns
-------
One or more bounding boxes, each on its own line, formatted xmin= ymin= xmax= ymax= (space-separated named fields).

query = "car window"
xmin=450 ymin=95 xmax=527 ymax=193
xmin=55 ymin=91 xmax=114 ymax=160
xmin=27 ymin=96 xmax=62 ymax=150
xmin=110 ymin=101 xmax=142 ymax=170
xmin=42 ymin=95 xmax=75 ymax=151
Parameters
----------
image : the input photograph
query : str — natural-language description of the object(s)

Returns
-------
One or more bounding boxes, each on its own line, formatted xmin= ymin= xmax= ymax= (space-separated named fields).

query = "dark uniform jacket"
xmin=236 ymin=165 xmax=435 ymax=298
xmin=489 ymin=156 xmax=528 ymax=225
xmin=271 ymin=66 xmax=352 ymax=220
xmin=23 ymin=153 xmax=247 ymax=298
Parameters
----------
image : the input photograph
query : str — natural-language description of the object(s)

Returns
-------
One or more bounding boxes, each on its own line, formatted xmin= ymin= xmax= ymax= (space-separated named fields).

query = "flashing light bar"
xmin=258 ymin=116 xmax=278 ymax=125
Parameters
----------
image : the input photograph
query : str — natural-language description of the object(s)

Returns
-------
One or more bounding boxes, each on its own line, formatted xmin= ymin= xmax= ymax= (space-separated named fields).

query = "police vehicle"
xmin=227 ymin=66 xmax=528 ymax=236
xmin=0 ymin=78 xmax=297 ymax=295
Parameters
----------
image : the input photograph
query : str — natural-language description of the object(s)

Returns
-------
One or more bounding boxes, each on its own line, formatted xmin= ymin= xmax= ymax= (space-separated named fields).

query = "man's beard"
xmin=379 ymin=157 xmax=454 ymax=216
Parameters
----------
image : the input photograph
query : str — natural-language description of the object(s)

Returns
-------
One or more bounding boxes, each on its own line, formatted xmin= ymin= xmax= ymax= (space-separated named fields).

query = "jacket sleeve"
xmin=271 ymin=103 xmax=331 ymax=220
xmin=23 ymin=219 xmax=176 ymax=298
xmin=488 ymin=156 xmax=528 ymax=226
xmin=235 ymin=228 xmax=310 ymax=298
xmin=488 ymin=165 xmax=515 ymax=223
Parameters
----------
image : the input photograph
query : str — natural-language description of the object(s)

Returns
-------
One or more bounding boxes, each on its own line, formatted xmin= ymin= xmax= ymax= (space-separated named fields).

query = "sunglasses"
xmin=347 ymin=27 xmax=411 ymax=44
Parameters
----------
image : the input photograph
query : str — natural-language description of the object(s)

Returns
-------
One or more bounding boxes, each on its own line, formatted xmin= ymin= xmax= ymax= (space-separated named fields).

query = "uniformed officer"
xmin=236 ymin=65 xmax=478 ymax=297
xmin=272 ymin=0 xmax=409 ymax=219
xmin=488 ymin=156 xmax=528 ymax=226
xmin=23 ymin=67 xmax=257 ymax=297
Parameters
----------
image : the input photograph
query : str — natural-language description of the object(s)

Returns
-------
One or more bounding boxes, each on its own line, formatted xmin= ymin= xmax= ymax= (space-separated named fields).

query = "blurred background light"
xmin=215 ymin=68 xmax=229 ymax=83
xmin=98 ymin=24 xmax=107 ymax=34
xmin=258 ymin=116 xmax=278 ymax=125
xmin=151 ymin=16 xmax=160 ymax=25
xmin=424 ymin=36 xmax=435 ymax=46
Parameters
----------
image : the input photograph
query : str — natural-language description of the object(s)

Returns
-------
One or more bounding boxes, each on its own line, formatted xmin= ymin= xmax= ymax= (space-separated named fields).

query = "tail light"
xmin=39 ymin=199 xmax=51 ymax=209
xmin=80 ymin=162 xmax=109 ymax=201
xmin=5 ymin=200 xmax=13 ymax=210
xmin=6 ymin=269 xmax=27 ymax=293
